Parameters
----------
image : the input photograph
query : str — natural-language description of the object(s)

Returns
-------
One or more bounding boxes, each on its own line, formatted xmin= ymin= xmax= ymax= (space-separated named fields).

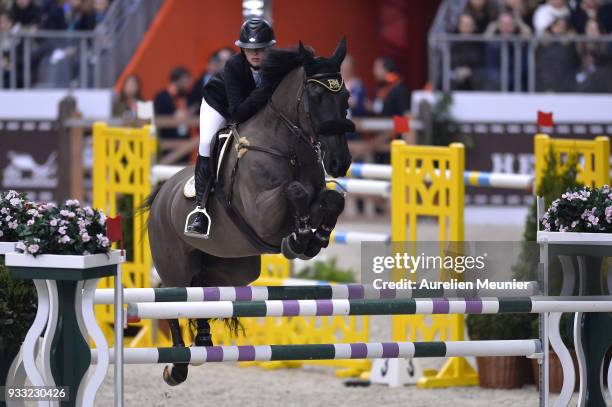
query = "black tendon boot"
xmin=186 ymin=155 xmax=213 ymax=236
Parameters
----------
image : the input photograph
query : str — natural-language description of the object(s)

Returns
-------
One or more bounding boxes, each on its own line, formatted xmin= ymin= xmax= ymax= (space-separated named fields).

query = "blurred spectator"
xmin=10 ymin=0 xmax=42 ymax=30
xmin=465 ymin=0 xmax=498 ymax=33
xmin=485 ymin=8 xmax=532 ymax=36
xmin=575 ymin=18 xmax=612 ymax=92
xmin=599 ymin=1 xmax=612 ymax=32
xmin=533 ymin=0 xmax=570 ymax=35
xmin=536 ymin=17 xmax=579 ymax=91
xmin=371 ymin=57 xmax=409 ymax=118
xmin=341 ymin=54 xmax=367 ymax=118
xmin=93 ymin=0 xmax=109 ymax=27
xmin=451 ymin=13 xmax=486 ymax=90
xmin=43 ymin=0 xmax=95 ymax=31
xmin=1 ymin=10 xmax=23 ymax=87
xmin=502 ymin=0 xmax=535 ymax=30
xmin=485 ymin=12 xmax=529 ymax=90
xmin=154 ymin=66 xmax=193 ymax=139
xmin=112 ymin=73 xmax=142 ymax=119
xmin=570 ymin=0 xmax=604 ymax=33
xmin=189 ymin=47 xmax=234 ymax=112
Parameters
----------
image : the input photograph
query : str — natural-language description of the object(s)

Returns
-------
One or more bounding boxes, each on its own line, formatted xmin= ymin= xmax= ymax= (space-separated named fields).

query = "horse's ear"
xmin=299 ymin=41 xmax=314 ymax=63
xmin=331 ymin=36 xmax=347 ymax=66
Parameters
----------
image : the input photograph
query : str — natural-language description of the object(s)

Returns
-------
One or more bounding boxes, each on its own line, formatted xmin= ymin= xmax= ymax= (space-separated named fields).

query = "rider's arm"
xmin=224 ymin=58 xmax=273 ymax=123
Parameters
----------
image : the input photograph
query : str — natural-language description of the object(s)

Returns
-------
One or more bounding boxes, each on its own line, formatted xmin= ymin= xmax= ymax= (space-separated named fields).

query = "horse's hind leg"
xmin=162 ymin=319 xmax=189 ymax=386
xmin=282 ymin=181 xmax=314 ymax=259
xmin=304 ymin=189 xmax=345 ymax=258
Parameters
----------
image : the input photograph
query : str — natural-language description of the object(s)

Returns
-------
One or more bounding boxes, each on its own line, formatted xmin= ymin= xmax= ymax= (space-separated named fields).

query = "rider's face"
xmin=243 ymin=48 xmax=268 ymax=68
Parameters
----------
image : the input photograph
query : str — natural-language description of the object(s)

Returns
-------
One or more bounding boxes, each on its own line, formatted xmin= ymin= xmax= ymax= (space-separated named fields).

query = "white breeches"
xmin=199 ymin=98 xmax=227 ymax=157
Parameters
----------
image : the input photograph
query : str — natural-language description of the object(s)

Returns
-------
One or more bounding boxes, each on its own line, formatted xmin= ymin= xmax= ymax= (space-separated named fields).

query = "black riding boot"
xmin=186 ymin=155 xmax=213 ymax=236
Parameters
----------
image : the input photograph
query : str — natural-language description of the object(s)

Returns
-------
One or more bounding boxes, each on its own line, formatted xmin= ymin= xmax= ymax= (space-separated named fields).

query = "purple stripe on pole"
xmin=465 ymin=299 xmax=483 ymax=314
xmin=347 ymin=284 xmax=364 ymax=299
xmin=350 ymin=343 xmax=368 ymax=359
xmin=235 ymin=286 xmax=253 ymax=301
xmin=380 ymin=288 xmax=397 ymax=299
xmin=316 ymin=299 xmax=334 ymax=315
xmin=202 ymin=287 xmax=220 ymax=301
xmin=206 ymin=346 xmax=224 ymax=362
xmin=283 ymin=300 xmax=300 ymax=316
xmin=432 ymin=299 xmax=450 ymax=314
xmin=237 ymin=346 xmax=256 ymax=361
xmin=381 ymin=342 xmax=400 ymax=358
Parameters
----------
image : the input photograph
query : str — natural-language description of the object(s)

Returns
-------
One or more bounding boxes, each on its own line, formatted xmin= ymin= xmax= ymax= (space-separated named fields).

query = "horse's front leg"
xmin=281 ymin=181 xmax=314 ymax=259
xmin=304 ymin=188 xmax=345 ymax=259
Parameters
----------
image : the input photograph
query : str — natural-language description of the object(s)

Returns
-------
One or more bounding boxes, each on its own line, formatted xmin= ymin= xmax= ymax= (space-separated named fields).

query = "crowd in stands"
xmin=1 ymin=0 xmax=111 ymax=87
xmin=450 ymin=0 xmax=612 ymax=92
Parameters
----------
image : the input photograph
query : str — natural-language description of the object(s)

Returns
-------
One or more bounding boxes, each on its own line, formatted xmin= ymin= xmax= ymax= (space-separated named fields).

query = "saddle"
xmin=183 ymin=126 xmax=235 ymax=199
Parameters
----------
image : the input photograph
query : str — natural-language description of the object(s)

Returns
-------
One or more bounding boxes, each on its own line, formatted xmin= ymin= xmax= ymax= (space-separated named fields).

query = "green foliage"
xmin=466 ymin=313 xmax=535 ymax=340
xmin=0 ymin=190 xmax=30 ymax=241
xmin=295 ymin=257 xmax=356 ymax=283
xmin=0 ymin=260 xmax=37 ymax=353
xmin=431 ymin=93 xmax=472 ymax=148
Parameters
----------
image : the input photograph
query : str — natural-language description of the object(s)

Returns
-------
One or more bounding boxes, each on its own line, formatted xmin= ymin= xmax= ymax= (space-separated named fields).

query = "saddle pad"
xmin=183 ymin=129 xmax=234 ymax=199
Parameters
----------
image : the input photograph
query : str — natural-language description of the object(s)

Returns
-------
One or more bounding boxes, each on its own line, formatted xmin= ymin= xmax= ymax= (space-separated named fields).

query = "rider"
xmin=186 ymin=17 xmax=276 ymax=237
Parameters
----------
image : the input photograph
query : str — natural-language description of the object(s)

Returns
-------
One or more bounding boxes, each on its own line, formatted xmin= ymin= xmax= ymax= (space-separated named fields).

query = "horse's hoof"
xmin=163 ymin=365 xmax=188 ymax=386
xmin=281 ymin=237 xmax=299 ymax=260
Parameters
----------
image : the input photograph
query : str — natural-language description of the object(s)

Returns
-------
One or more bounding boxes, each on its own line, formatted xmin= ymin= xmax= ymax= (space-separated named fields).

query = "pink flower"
xmin=60 ymin=210 xmax=75 ymax=218
xmin=27 ymin=209 xmax=38 ymax=216
xmin=9 ymin=198 xmax=20 ymax=206
xmin=81 ymin=233 xmax=91 ymax=242
xmin=58 ymin=235 xmax=71 ymax=244
xmin=96 ymin=233 xmax=110 ymax=248
xmin=27 ymin=244 xmax=39 ymax=254
xmin=0 ymin=208 xmax=8 ymax=215
xmin=98 ymin=213 xmax=107 ymax=226
xmin=16 ymin=241 xmax=26 ymax=251
xmin=58 ymin=226 xmax=67 ymax=235
xmin=84 ymin=207 xmax=94 ymax=217
xmin=50 ymin=219 xmax=59 ymax=226
xmin=27 ymin=219 xmax=34 ymax=226
xmin=65 ymin=199 xmax=80 ymax=207
xmin=8 ymin=221 xmax=18 ymax=229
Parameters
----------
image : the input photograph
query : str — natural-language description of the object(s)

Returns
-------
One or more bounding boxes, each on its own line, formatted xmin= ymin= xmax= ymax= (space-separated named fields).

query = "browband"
xmin=306 ymin=72 xmax=344 ymax=92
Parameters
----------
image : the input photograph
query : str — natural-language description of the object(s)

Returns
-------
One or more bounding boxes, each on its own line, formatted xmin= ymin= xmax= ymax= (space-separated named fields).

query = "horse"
xmin=145 ymin=38 xmax=353 ymax=385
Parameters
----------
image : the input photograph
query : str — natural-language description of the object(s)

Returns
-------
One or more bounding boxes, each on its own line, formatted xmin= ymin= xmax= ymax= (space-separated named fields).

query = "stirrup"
xmin=184 ymin=206 xmax=212 ymax=239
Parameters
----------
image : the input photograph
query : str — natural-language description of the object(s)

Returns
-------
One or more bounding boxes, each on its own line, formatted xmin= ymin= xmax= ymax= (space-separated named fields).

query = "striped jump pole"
xmin=91 ymin=339 xmax=542 ymax=365
xmin=327 ymin=178 xmax=390 ymax=197
xmin=329 ymin=230 xmax=390 ymax=244
xmin=96 ymin=282 xmax=540 ymax=304
xmin=127 ymin=297 xmax=612 ymax=321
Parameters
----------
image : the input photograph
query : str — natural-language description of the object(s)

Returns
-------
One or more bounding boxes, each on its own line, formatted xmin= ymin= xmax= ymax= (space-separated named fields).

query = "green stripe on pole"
xmin=413 ymin=342 xmax=447 ymax=357
xmin=266 ymin=285 xmax=334 ymax=300
xmin=349 ymin=299 xmax=417 ymax=315
xmin=498 ymin=297 xmax=533 ymax=313
xmin=270 ymin=344 xmax=337 ymax=360
xmin=232 ymin=301 xmax=267 ymax=317
xmin=158 ymin=347 xmax=191 ymax=364
xmin=154 ymin=287 xmax=189 ymax=302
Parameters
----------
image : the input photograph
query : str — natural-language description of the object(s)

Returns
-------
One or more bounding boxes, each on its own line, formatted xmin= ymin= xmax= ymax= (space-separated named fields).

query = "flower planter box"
xmin=537 ymin=231 xmax=612 ymax=245
xmin=0 ymin=241 xmax=16 ymax=255
xmin=476 ymin=356 xmax=525 ymax=389
xmin=5 ymin=250 xmax=123 ymax=269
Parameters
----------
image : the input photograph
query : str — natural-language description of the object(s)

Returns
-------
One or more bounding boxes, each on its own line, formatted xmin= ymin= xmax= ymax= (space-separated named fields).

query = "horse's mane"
xmin=260 ymin=47 xmax=313 ymax=87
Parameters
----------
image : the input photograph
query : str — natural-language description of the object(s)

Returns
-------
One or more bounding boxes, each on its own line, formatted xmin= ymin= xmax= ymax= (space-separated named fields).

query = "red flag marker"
xmin=537 ymin=111 xmax=554 ymax=129
xmin=393 ymin=115 xmax=410 ymax=134
xmin=106 ymin=215 xmax=124 ymax=255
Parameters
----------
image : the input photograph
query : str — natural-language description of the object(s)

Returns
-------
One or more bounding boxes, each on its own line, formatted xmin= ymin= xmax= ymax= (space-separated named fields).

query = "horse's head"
xmin=298 ymin=38 xmax=353 ymax=178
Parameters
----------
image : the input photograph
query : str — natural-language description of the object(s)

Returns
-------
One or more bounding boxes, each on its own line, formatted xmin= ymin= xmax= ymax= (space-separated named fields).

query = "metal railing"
xmin=0 ymin=0 xmax=162 ymax=89
xmin=430 ymin=34 xmax=612 ymax=93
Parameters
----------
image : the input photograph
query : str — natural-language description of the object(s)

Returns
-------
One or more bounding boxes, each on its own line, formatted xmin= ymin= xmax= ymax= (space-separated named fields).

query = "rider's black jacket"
xmin=202 ymin=52 xmax=273 ymax=123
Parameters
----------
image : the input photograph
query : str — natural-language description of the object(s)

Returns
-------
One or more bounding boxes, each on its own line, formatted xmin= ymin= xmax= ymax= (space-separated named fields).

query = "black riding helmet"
xmin=235 ymin=18 xmax=276 ymax=49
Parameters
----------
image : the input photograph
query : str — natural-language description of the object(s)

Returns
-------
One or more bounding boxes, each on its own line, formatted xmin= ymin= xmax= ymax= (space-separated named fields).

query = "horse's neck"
xmin=241 ymin=68 xmax=304 ymax=144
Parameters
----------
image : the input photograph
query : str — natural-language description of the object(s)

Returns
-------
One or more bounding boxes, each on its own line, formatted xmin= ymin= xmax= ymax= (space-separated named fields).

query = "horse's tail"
xmin=139 ymin=183 xmax=163 ymax=214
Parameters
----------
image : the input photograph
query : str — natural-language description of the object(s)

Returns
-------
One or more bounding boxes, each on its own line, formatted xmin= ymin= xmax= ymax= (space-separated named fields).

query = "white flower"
xmin=27 ymin=219 xmax=34 ymax=226
xmin=58 ymin=226 xmax=67 ymax=235
xmin=5 ymin=215 xmax=11 ymax=222
xmin=16 ymin=241 xmax=26 ymax=251
xmin=50 ymin=219 xmax=59 ymax=227
xmin=98 ymin=213 xmax=107 ymax=226
xmin=27 ymin=244 xmax=39 ymax=254
xmin=96 ymin=233 xmax=110 ymax=248
xmin=60 ymin=210 xmax=75 ymax=218
xmin=0 ymin=208 xmax=8 ymax=215
xmin=77 ymin=219 xmax=87 ymax=229
xmin=65 ymin=199 xmax=80 ymax=207
xmin=27 ymin=209 xmax=38 ymax=216
xmin=58 ymin=235 xmax=71 ymax=244
xmin=81 ymin=233 xmax=91 ymax=242
xmin=571 ymin=220 xmax=579 ymax=228
xmin=84 ymin=207 xmax=94 ymax=217
xmin=9 ymin=198 xmax=20 ymax=206
xmin=8 ymin=221 xmax=18 ymax=229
